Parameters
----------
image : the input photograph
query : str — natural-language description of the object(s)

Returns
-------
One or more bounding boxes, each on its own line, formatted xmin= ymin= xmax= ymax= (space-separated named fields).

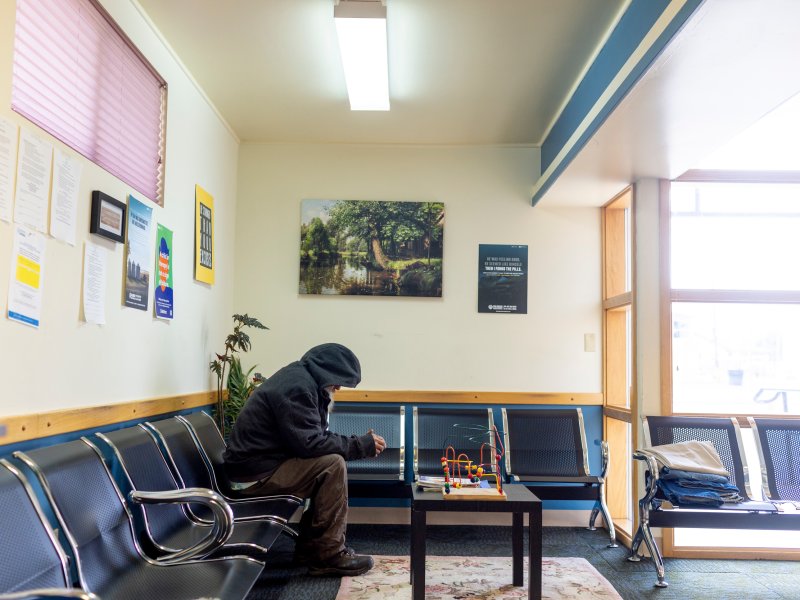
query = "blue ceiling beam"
xmin=532 ymin=0 xmax=704 ymax=206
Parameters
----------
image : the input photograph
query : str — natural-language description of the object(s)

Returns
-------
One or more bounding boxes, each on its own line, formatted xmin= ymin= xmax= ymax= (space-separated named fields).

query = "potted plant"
xmin=209 ymin=313 xmax=268 ymax=437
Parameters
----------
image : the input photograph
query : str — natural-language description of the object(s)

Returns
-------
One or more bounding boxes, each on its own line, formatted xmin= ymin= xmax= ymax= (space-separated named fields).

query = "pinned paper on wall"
xmin=49 ymin=148 xmax=82 ymax=245
xmin=82 ymin=241 xmax=107 ymax=325
xmin=124 ymin=196 xmax=154 ymax=311
xmin=194 ymin=185 xmax=214 ymax=285
xmin=8 ymin=224 xmax=45 ymax=328
xmin=14 ymin=128 xmax=52 ymax=233
xmin=0 ymin=116 xmax=18 ymax=223
xmin=154 ymin=223 xmax=173 ymax=320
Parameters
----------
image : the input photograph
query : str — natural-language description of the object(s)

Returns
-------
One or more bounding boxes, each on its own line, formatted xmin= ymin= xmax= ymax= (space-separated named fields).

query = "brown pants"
xmin=240 ymin=454 xmax=348 ymax=561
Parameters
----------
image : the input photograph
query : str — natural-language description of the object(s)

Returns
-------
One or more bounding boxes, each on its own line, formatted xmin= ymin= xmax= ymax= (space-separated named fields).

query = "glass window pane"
xmin=671 ymin=182 xmax=800 ymax=290
xmin=672 ymin=302 xmax=800 ymax=415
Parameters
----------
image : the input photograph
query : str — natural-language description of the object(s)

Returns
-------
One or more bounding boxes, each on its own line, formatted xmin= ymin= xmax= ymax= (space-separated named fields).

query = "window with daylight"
xmin=12 ymin=0 xmax=167 ymax=205
xmin=668 ymin=181 xmax=800 ymax=417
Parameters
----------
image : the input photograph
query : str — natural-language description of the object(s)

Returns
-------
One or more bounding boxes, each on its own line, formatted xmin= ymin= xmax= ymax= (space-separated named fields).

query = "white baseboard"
xmin=347 ymin=506 xmax=596 ymax=527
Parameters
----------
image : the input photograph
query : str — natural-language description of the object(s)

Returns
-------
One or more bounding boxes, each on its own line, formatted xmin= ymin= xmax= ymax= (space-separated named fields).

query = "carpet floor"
xmin=335 ymin=555 xmax=621 ymax=599
xmin=245 ymin=525 xmax=800 ymax=600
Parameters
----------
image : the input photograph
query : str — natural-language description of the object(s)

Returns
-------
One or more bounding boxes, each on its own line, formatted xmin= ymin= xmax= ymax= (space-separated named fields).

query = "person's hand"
xmin=367 ymin=429 xmax=386 ymax=456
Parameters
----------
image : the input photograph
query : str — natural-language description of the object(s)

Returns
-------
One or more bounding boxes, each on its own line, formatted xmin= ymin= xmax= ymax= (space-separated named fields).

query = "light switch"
xmin=584 ymin=333 xmax=596 ymax=352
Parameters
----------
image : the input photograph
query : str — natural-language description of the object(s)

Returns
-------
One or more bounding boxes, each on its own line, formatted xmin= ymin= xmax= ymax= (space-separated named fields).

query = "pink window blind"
xmin=12 ymin=0 xmax=167 ymax=205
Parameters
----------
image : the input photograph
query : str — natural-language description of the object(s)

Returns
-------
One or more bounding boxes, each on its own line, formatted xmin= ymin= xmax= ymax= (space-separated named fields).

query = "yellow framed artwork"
xmin=194 ymin=184 xmax=215 ymax=285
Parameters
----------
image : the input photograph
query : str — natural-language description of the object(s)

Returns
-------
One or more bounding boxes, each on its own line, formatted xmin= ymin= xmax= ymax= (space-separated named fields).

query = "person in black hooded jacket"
xmin=223 ymin=343 xmax=385 ymax=576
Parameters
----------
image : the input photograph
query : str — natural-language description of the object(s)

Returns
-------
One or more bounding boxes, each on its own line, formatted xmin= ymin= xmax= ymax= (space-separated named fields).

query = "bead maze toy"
xmin=440 ymin=423 xmax=507 ymax=500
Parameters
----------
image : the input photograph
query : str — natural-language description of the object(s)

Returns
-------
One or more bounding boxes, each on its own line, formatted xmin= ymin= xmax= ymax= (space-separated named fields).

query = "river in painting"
xmin=300 ymin=255 xmax=442 ymax=296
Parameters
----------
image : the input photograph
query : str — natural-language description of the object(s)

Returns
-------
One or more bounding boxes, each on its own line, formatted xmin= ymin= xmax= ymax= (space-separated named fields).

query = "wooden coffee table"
xmin=410 ymin=484 xmax=542 ymax=600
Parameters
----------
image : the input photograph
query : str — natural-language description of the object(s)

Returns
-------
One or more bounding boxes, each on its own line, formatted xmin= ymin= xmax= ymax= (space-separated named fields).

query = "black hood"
xmin=300 ymin=343 xmax=361 ymax=389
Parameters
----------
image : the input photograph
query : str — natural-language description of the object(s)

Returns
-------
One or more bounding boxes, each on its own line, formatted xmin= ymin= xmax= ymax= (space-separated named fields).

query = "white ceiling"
xmin=537 ymin=0 xmax=800 ymax=206
xmin=135 ymin=0 xmax=626 ymax=145
xmin=135 ymin=0 xmax=800 ymax=207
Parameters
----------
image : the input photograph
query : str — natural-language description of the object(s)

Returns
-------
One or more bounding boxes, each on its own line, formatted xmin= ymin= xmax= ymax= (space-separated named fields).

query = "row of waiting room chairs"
xmin=329 ymin=405 xmax=616 ymax=546
xmin=0 ymin=407 xmax=616 ymax=599
xmin=0 ymin=412 xmax=299 ymax=600
xmin=630 ymin=414 xmax=800 ymax=588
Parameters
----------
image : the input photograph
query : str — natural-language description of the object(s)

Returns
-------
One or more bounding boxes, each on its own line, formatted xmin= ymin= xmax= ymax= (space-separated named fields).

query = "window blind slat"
xmin=12 ymin=0 xmax=166 ymax=204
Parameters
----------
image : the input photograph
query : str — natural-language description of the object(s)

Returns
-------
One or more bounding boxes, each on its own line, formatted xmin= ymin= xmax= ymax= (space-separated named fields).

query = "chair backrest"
xmin=145 ymin=416 xmax=218 ymax=520
xmin=96 ymin=425 xmax=189 ymax=546
xmin=413 ymin=406 xmax=496 ymax=479
xmin=749 ymin=417 xmax=800 ymax=501
xmin=0 ymin=459 xmax=72 ymax=594
xmin=146 ymin=417 xmax=216 ymax=490
xmin=642 ymin=415 xmax=752 ymax=499
xmin=502 ymin=408 xmax=590 ymax=478
xmin=15 ymin=439 xmax=145 ymax=594
xmin=179 ymin=411 xmax=230 ymax=490
xmin=328 ymin=405 xmax=405 ymax=480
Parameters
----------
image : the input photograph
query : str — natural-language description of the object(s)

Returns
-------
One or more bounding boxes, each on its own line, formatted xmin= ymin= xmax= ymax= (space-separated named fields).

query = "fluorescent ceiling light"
xmin=334 ymin=0 xmax=390 ymax=111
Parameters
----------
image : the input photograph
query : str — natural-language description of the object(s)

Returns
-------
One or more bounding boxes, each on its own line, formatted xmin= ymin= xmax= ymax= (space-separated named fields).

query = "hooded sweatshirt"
xmin=223 ymin=343 xmax=376 ymax=482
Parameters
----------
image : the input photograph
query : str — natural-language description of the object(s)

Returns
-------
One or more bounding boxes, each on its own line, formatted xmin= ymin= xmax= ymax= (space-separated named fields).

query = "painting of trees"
xmin=299 ymin=199 xmax=444 ymax=297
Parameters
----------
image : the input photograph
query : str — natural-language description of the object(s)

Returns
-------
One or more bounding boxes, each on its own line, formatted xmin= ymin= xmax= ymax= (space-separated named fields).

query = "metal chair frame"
xmin=95 ymin=426 xmax=281 ymax=559
xmin=0 ymin=459 xmax=95 ymax=600
xmin=144 ymin=416 xmax=302 ymax=531
xmin=629 ymin=415 xmax=795 ymax=589
xmin=412 ymin=406 xmax=496 ymax=481
xmin=501 ymin=407 xmax=616 ymax=547
xmin=749 ymin=416 xmax=800 ymax=502
xmin=14 ymin=440 xmax=263 ymax=599
xmin=327 ymin=404 xmax=405 ymax=481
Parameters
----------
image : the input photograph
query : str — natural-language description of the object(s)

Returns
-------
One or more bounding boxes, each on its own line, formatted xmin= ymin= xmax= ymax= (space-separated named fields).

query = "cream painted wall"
xmin=0 ymin=0 xmax=238 ymax=416
xmin=235 ymin=143 xmax=603 ymax=392
xmin=635 ymin=178 xmax=663 ymax=420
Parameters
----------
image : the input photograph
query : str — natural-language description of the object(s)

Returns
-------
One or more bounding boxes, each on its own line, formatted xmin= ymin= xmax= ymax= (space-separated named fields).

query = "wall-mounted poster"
xmin=478 ymin=244 xmax=528 ymax=314
xmin=154 ymin=224 xmax=173 ymax=320
xmin=124 ymin=196 xmax=154 ymax=311
xmin=194 ymin=184 xmax=214 ymax=285
xmin=300 ymin=199 xmax=444 ymax=297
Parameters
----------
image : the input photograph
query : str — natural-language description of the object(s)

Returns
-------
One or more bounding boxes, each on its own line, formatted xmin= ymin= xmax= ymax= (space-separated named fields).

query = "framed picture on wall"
xmin=89 ymin=191 xmax=126 ymax=243
xmin=299 ymin=199 xmax=444 ymax=297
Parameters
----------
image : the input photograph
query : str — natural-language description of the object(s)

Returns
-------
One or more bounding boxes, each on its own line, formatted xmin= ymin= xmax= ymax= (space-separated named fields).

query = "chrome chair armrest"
xmin=226 ymin=493 xmax=304 ymax=508
xmin=633 ymin=449 xmax=661 ymax=506
xmin=129 ymin=488 xmax=233 ymax=563
xmin=0 ymin=590 xmax=99 ymax=600
xmin=599 ymin=440 xmax=610 ymax=480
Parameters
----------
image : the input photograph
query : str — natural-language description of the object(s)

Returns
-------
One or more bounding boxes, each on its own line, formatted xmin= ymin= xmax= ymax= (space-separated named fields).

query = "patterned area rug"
xmin=335 ymin=555 xmax=622 ymax=600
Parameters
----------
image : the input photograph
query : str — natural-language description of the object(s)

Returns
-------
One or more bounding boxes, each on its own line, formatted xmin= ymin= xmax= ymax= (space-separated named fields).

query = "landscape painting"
xmin=299 ymin=199 xmax=444 ymax=297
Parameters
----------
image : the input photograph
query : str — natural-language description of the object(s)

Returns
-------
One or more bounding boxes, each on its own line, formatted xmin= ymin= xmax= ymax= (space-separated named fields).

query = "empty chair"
xmin=413 ymin=406 xmax=496 ymax=479
xmin=179 ymin=411 xmax=242 ymax=495
xmin=749 ymin=417 xmax=800 ymax=502
xmin=145 ymin=416 xmax=302 ymax=526
xmin=502 ymin=408 xmax=616 ymax=547
xmin=14 ymin=440 xmax=263 ymax=600
xmin=96 ymin=425 xmax=283 ymax=559
xmin=0 ymin=459 xmax=98 ymax=600
xmin=327 ymin=404 xmax=405 ymax=480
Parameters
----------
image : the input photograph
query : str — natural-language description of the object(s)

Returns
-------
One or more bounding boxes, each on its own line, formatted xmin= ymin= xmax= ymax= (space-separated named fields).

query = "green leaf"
xmin=234 ymin=313 xmax=269 ymax=330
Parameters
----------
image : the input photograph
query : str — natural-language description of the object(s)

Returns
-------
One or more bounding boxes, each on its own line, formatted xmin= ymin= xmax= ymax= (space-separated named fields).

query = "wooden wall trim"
xmin=0 ymin=390 xmax=216 ymax=445
xmin=336 ymin=390 xmax=603 ymax=405
xmin=0 ymin=389 xmax=602 ymax=446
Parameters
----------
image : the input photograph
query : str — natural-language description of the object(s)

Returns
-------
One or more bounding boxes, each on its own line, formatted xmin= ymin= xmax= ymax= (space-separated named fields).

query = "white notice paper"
xmin=0 ymin=116 xmax=18 ymax=222
xmin=50 ymin=148 xmax=82 ymax=245
xmin=8 ymin=224 xmax=46 ymax=328
xmin=14 ymin=129 xmax=52 ymax=233
xmin=83 ymin=241 xmax=107 ymax=325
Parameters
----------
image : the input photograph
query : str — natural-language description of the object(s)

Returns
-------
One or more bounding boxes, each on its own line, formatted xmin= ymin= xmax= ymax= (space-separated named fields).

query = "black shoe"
xmin=308 ymin=548 xmax=374 ymax=577
xmin=294 ymin=545 xmax=353 ymax=567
